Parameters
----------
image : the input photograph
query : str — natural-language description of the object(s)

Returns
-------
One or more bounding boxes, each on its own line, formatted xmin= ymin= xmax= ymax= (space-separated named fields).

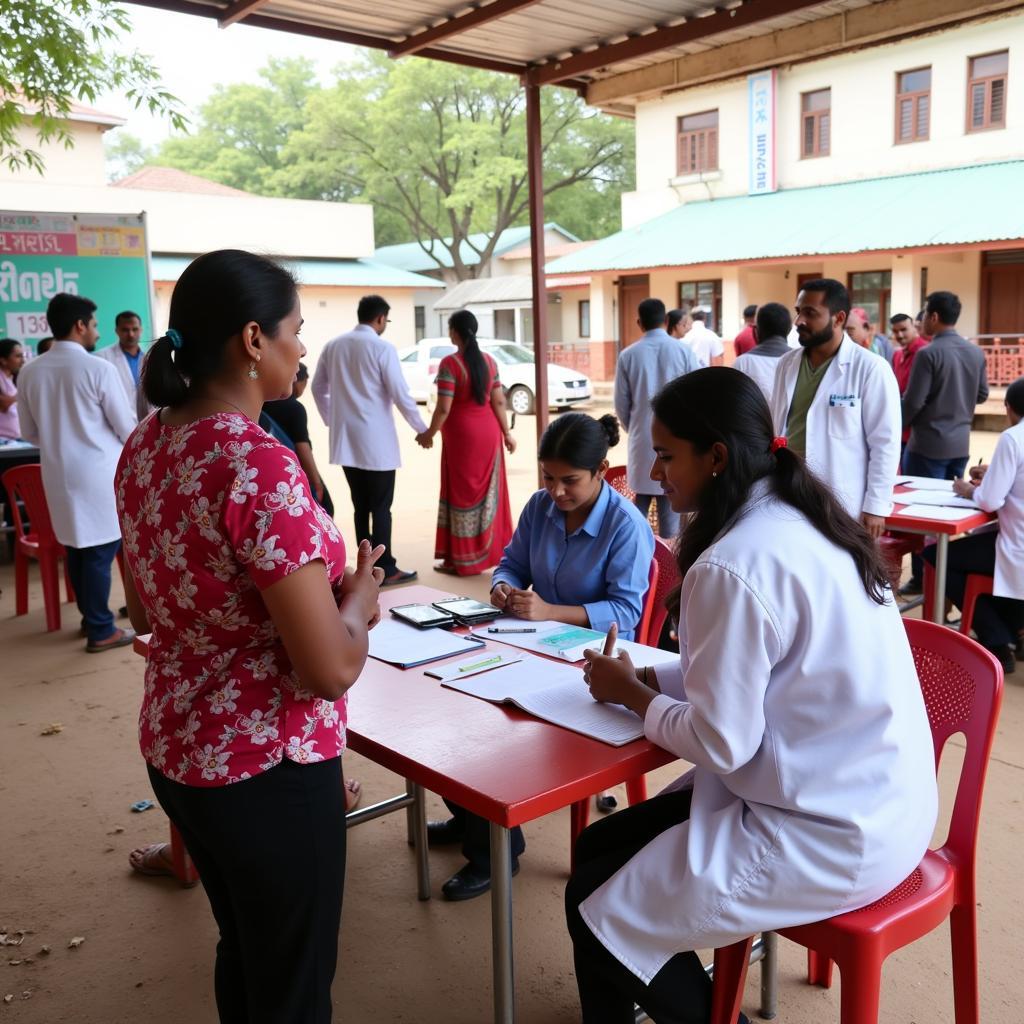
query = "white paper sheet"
xmin=895 ymin=489 xmax=977 ymax=509
xmin=894 ymin=503 xmax=981 ymax=522
xmin=442 ymin=654 xmax=644 ymax=746
xmin=424 ymin=650 xmax=523 ymax=681
xmin=896 ymin=476 xmax=957 ymax=491
xmin=368 ymin=617 xmax=484 ymax=668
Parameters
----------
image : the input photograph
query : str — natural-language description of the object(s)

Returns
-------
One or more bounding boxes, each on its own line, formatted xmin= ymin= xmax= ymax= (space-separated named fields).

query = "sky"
xmin=95 ymin=5 xmax=357 ymax=146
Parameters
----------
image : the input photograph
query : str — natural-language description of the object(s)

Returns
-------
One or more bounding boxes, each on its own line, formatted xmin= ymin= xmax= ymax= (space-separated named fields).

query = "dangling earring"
xmin=248 ymin=360 xmax=259 ymax=380
xmin=712 ymin=471 xmax=718 ymax=478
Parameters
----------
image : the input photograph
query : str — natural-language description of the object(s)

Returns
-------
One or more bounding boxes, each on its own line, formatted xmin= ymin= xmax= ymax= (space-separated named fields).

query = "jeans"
xmin=634 ymin=493 xmax=679 ymax=540
xmin=64 ymin=539 xmax=120 ymax=643
xmin=342 ymin=466 xmax=397 ymax=576
xmin=565 ymin=788 xmax=747 ymax=1024
xmin=923 ymin=534 xmax=1024 ymax=649
xmin=148 ymin=757 xmax=346 ymax=1024
xmin=902 ymin=451 xmax=968 ymax=583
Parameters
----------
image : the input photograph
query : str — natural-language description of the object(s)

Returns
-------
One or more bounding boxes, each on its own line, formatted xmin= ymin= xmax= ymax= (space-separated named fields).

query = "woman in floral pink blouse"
xmin=115 ymin=250 xmax=382 ymax=1023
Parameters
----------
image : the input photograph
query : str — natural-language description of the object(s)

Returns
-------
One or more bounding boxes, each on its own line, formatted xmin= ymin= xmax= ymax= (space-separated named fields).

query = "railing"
xmin=547 ymin=342 xmax=591 ymax=376
xmin=974 ymin=335 xmax=1024 ymax=386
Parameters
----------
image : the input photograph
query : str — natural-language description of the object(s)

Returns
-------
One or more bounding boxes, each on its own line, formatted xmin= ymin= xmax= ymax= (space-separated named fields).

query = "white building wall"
xmin=623 ymin=12 xmax=1024 ymax=227
xmin=9 ymin=120 xmax=111 ymax=187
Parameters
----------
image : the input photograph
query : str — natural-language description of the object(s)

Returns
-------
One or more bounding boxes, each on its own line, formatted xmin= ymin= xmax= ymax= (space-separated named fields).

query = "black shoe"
xmin=118 ymin=605 xmax=128 ymax=617
xmin=381 ymin=569 xmax=418 ymax=588
xmin=595 ymin=793 xmax=617 ymax=814
xmin=987 ymin=644 xmax=1016 ymax=675
xmin=441 ymin=859 xmax=520 ymax=902
xmin=424 ymin=818 xmax=464 ymax=847
xmin=898 ymin=578 xmax=923 ymax=597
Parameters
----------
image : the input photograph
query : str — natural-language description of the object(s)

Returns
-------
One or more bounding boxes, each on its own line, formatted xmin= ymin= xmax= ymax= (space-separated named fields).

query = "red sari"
xmin=434 ymin=352 xmax=513 ymax=575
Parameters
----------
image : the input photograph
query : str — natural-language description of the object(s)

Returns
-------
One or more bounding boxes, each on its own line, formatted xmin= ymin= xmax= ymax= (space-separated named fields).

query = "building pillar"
xmin=890 ymin=254 xmax=922 ymax=322
xmin=588 ymin=274 xmax=617 ymax=382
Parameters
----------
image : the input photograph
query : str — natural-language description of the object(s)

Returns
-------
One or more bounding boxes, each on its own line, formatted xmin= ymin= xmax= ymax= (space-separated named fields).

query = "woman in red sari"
xmin=419 ymin=310 xmax=515 ymax=575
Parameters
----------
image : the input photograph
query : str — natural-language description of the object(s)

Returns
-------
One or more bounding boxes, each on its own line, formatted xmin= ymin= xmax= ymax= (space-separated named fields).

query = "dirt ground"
xmin=0 ymin=399 xmax=1020 ymax=1023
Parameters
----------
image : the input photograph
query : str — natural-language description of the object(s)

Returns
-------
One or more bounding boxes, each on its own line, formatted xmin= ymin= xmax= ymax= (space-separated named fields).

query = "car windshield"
xmin=487 ymin=344 xmax=534 ymax=365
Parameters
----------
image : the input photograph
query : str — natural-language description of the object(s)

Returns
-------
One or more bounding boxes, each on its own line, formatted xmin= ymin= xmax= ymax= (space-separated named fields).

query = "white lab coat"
xmin=16 ymin=341 xmax=135 ymax=548
xmin=580 ymin=485 xmax=937 ymax=984
xmin=311 ymin=324 xmax=428 ymax=471
xmin=973 ymin=420 xmax=1024 ymax=599
xmin=681 ymin=322 xmax=724 ymax=368
xmin=96 ymin=343 xmax=151 ymax=423
xmin=770 ymin=335 xmax=900 ymax=518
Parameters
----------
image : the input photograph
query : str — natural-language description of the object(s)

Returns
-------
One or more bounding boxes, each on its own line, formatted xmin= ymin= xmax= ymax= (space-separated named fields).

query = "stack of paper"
xmin=895 ymin=489 xmax=977 ymax=509
xmin=894 ymin=504 xmax=980 ymax=522
xmin=442 ymin=654 xmax=645 ymax=746
xmin=367 ymin=617 xmax=484 ymax=668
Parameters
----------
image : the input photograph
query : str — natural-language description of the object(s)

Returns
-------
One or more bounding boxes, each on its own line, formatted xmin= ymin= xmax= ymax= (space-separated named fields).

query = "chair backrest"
xmin=605 ymin=465 xmax=634 ymax=501
xmin=637 ymin=557 xmax=659 ymax=648
xmin=1 ymin=464 xmax=59 ymax=546
xmin=642 ymin=537 xmax=681 ymax=647
xmin=903 ymin=618 xmax=1003 ymax=877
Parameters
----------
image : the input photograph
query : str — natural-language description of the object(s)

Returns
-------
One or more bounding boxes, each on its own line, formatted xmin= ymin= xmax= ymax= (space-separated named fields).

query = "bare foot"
xmin=345 ymin=778 xmax=362 ymax=813
xmin=128 ymin=843 xmax=175 ymax=878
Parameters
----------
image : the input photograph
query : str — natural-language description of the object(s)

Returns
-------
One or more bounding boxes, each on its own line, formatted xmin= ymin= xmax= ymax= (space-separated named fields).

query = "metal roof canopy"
xmin=121 ymin=0 xmax=889 ymax=452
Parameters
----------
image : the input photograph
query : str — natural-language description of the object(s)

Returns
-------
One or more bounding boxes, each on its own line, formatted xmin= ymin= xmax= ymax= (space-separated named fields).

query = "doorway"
xmin=617 ymin=275 xmax=650 ymax=348
xmin=980 ymin=250 xmax=1024 ymax=334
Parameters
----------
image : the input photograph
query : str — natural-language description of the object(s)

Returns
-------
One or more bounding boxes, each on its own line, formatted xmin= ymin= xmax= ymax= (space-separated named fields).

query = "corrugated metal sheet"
xmin=545 ymin=161 xmax=1024 ymax=274
xmin=151 ymin=254 xmax=444 ymax=288
xmin=432 ymin=275 xmax=535 ymax=310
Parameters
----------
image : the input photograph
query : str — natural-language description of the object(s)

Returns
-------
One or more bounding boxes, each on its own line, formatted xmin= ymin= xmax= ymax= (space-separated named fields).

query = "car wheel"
xmin=509 ymin=385 xmax=534 ymax=416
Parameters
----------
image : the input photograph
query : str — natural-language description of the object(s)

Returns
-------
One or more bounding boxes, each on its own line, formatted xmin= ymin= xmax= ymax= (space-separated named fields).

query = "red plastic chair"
xmin=923 ymin=561 xmax=994 ymax=636
xmin=709 ymin=618 xmax=1004 ymax=1024
xmin=2 ymin=464 xmax=75 ymax=631
xmin=168 ymin=823 xmax=200 ymax=887
xmin=879 ymin=533 xmax=924 ymax=592
xmin=644 ymin=537 xmax=681 ymax=649
xmin=606 ymin=464 xmax=660 ymax=534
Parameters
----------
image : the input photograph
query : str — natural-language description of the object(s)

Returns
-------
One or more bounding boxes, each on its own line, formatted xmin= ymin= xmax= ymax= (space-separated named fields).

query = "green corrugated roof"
xmin=546 ymin=161 xmax=1024 ymax=275
xmin=373 ymin=222 xmax=578 ymax=272
xmin=151 ymin=255 xmax=443 ymax=289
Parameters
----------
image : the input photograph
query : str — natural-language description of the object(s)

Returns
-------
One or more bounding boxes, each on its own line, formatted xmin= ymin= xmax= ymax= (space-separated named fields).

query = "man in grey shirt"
xmin=614 ymin=297 xmax=700 ymax=539
xmin=899 ymin=289 xmax=989 ymax=594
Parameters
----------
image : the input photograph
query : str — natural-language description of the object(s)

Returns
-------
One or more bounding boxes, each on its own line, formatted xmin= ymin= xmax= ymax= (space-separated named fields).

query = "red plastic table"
xmin=886 ymin=489 xmax=995 ymax=624
xmin=136 ymin=584 xmax=677 ymax=1024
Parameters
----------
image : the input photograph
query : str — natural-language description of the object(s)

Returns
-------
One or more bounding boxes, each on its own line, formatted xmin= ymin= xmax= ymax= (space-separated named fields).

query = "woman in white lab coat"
xmin=925 ymin=376 xmax=1024 ymax=674
xmin=568 ymin=366 xmax=937 ymax=1024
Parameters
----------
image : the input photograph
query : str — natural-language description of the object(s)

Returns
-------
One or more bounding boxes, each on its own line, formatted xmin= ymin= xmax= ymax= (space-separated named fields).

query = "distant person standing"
xmin=97 ymin=310 xmax=151 ymax=422
xmin=899 ymin=290 xmax=989 ymax=596
xmin=682 ymin=309 xmax=724 ymax=367
xmin=890 ymin=312 xmax=929 ymax=468
xmin=847 ymin=308 xmax=894 ymax=362
xmin=0 ymin=338 xmax=26 ymax=439
xmin=732 ymin=304 xmax=758 ymax=357
xmin=614 ymin=298 xmax=700 ymax=539
xmin=35 ymin=337 xmax=54 ymax=355
xmin=16 ymin=293 xmax=135 ymax=652
xmin=312 ymin=294 xmax=428 ymax=586
xmin=666 ymin=308 xmax=691 ymax=341
xmin=733 ymin=303 xmax=791 ymax=402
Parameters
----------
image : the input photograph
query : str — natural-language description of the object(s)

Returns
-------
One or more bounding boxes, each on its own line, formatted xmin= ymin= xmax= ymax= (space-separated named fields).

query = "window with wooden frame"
xmin=896 ymin=67 xmax=931 ymax=143
xmin=676 ymin=110 xmax=719 ymax=175
xmin=578 ymin=299 xmax=591 ymax=338
xmin=967 ymin=51 xmax=1008 ymax=132
xmin=678 ymin=279 xmax=722 ymax=334
xmin=801 ymin=88 xmax=831 ymax=158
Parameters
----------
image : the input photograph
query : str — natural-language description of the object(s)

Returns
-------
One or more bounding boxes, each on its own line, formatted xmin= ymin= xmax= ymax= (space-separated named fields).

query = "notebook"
xmin=441 ymin=654 xmax=645 ymax=746
xmin=894 ymin=504 xmax=981 ymax=523
xmin=894 ymin=489 xmax=977 ymax=509
xmin=367 ymin=617 xmax=485 ymax=668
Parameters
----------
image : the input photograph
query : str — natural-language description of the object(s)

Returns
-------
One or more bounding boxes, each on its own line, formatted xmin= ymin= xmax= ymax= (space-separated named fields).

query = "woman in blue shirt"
xmin=428 ymin=413 xmax=655 ymax=901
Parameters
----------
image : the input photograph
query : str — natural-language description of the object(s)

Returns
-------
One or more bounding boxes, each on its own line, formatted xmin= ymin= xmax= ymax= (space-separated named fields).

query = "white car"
xmin=397 ymin=338 xmax=592 ymax=416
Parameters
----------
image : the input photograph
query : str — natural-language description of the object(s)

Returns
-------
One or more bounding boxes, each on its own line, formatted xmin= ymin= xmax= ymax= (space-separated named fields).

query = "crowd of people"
xmin=1 ymin=253 xmax=1021 ymax=1023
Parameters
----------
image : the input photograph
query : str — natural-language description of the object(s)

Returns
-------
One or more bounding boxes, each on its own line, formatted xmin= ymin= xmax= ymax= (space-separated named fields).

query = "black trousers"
xmin=148 ymin=757 xmax=346 ymax=1024
xmin=565 ymin=788 xmax=746 ymax=1024
xmin=923 ymin=533 xmax=1024 ymax=649
xmin=342 ymin=467 xmax=397 ymax=576
xmin=441 ymin=798 xmax=525 ymax=869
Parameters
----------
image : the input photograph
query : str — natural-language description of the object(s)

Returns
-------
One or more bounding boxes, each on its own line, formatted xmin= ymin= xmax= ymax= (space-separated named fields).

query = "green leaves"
xmin=0 ymin=0 xmax=187 ymax=173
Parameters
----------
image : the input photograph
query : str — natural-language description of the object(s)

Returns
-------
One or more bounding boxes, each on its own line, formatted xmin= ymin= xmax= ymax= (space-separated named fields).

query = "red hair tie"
xmin=769 ymin=436 xmax=788 ymax=454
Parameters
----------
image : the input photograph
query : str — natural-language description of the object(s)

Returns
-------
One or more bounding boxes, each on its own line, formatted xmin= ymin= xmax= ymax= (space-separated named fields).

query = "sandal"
xmin=345 ymin=778 xmax=362 ymax=813
xmin=433 ymin=563 xmax=459 ymax=576
xmin=129 ymin=843 xmax=175 ymax=879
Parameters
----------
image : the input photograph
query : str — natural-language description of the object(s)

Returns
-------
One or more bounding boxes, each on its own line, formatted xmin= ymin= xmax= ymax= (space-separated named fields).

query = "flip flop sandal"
xmin=129 ymin=843 xmax=175 ymax=879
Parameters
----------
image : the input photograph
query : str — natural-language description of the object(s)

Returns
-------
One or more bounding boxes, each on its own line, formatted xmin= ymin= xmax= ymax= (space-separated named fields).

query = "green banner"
xmin=0 ymin=210 xmax=153 ymax=354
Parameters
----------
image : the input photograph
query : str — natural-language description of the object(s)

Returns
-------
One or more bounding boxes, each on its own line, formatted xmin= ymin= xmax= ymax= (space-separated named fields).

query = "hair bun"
xmin=598 ymin=414 xmax=620 ymax=448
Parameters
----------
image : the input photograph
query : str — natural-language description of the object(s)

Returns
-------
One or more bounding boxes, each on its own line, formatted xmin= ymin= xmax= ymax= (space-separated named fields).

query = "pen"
xmin=458 ymin=654 xmax=504 ymax=673
xmin=487 ymin=627 xmax=537 ymax=634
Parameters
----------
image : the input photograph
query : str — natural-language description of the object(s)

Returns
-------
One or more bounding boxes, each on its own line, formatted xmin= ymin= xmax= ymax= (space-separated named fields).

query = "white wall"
xmin=623 ymin=12 xmax=1024 ymax=227
xmin=9 ymin=120 xmax=110 ymax=187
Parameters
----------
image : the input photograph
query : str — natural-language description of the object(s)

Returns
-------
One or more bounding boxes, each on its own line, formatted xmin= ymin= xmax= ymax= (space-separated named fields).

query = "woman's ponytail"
xmin=449 ymin=309 xmax=489 ymax=405
xmin=142 ymin=332 xmax=188 ymax=408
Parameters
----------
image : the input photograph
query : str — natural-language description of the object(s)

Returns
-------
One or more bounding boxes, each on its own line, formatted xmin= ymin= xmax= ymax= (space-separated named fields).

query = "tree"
xmin=104 ymin=130 xmax=155 ymax=181
xmin=279 ymin=52 xmax=633 ymax=275
xmin=156 ymin=58 xmax=320 ymax=195
xmin=0 ymin=0 xmax=186 ymax=173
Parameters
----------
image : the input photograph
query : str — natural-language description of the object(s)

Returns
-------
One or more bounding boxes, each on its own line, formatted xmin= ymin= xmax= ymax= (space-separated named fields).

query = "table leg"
xmin=932 ymin=534 xmax=949 ymax=625
xmin=490 ymin=822 xmax=516 ymax=1024
xmin=405 ymin=777 xmax=416 ymax=845
xmin=410 ymin=782 xmax=430 ymax=901
xmin=759 ymin=931 xmax=778 ymax=1020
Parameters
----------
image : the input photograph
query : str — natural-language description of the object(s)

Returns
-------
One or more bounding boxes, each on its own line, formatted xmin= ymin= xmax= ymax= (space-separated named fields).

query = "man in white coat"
xmin=312 ymin=294 xmax=428 ymax=586
xmin=770 ymin=278 xmax=900 ymax=536
xmin=17 ymin=293 xmax=136 ymax=652
xmin=96 ymin=310 xmax=151 ymax=423
xmin=614 ymin=298 xmax=700 ymax=539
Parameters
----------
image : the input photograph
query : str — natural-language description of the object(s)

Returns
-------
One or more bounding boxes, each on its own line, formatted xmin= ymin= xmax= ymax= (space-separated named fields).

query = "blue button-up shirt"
xmin=492 ymin=482 xmax=655 ymax=639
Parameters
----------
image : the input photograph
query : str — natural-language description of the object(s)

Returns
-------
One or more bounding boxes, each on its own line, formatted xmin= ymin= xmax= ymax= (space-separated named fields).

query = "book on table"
xmin=368 ymin=617 xmax=485 ymax=668
xmin=441 ymin=654 xmax=645 ymax=746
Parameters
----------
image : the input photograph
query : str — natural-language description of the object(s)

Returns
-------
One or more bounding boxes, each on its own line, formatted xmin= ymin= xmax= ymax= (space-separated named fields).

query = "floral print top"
xmin=115 ymin=412 xmax=348 ymax=787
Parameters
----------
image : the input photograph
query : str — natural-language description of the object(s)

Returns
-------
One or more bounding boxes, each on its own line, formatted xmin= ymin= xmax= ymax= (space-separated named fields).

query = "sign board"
xmin=0 ymin=210 xmax=153 ymax=354
xmin=748 ymin=70 xmax=777 ymax=196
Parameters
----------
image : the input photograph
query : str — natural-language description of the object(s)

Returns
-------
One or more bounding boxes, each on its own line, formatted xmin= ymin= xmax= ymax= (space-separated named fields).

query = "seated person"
xmin=427 ymin=412 xmax=655 ymax=902
xmin=925 ymin=375 xmax=1024 ymax=674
